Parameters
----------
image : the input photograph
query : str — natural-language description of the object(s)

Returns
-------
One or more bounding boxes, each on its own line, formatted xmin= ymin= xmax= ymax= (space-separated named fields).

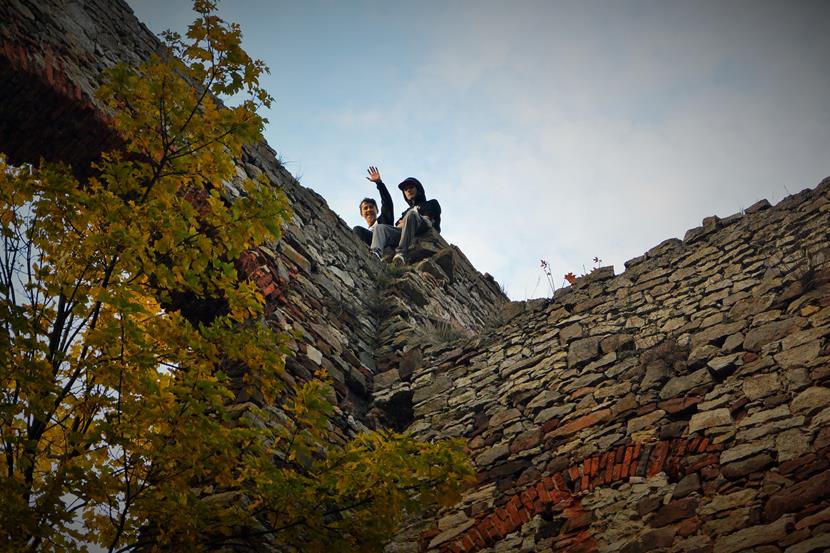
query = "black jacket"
xmin=396 ymin=177 xmax=442 ymax=233
xmin=375 ymin=180 xmax=394 ymax=226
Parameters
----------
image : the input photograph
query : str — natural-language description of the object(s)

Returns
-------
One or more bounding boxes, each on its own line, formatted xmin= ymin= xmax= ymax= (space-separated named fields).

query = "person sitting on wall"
xmin=371 ymin=176 xmax=441 ymax=266
xmin=353 ymin=165 xmax=394 ymax=258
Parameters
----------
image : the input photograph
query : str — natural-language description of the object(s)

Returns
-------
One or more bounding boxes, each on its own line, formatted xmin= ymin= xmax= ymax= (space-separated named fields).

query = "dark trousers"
xmin=353 ymin=226 xmax=373 ymax=246
xmin=371 ymin=210 xmax=431 ymax=256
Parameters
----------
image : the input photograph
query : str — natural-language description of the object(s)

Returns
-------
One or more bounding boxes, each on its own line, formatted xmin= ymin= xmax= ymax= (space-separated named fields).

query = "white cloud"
xmin=228 ymin=0 xmax=830 ymax=300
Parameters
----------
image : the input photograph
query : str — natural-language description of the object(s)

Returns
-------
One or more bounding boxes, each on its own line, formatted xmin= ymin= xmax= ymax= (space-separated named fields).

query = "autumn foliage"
xmin=0 ymin=1 xmax=471 ymax=550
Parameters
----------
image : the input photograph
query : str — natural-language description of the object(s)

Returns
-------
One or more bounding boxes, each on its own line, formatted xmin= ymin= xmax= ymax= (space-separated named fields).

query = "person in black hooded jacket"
xmin=370 ymin=176 xmax=441 ymax=265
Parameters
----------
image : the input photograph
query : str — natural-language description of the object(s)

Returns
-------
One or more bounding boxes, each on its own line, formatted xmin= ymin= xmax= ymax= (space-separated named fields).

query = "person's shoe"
xmin=371 ymin=249 xmax=382 ymax=260
xmin=392 ymin=253 xmax=406 ymax=266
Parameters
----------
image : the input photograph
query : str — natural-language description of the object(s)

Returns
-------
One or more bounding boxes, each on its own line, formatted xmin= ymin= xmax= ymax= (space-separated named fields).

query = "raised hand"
xmin=366 ymin=166 xmax=381 ymax=183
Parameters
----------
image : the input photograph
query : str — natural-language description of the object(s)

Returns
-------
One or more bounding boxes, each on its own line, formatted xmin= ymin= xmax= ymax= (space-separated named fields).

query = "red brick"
xmin=547 ymin=408 xmax=612 ymax=438
xmin=490 ymin=513 xmax=508 ymax=537
xmin=623 ymin=445 xmax=634 ymax=467
xmin=497 ymin=510 xmax=518 ymax=534
xmin=648 ymin=441 xmax=670 ymax=476
xmin=580 ymin=474 xmax=589 ymax=491
xmin=508 ymin=510 xmax=523 ymax=527
xmin=506 ymin=500 xmax=524 ymax=527
xmin=630 ymin=443 xmax=642 ymax=476
xmin=675 ymin=439 xmax=688 ymax=457
xmin=689 ymin=436 xmax=701 ymax=452
xmin=549 ymin=488 xmax=566 ymax=504
xmin=622 ymin=446 xmax=634 ymax=478
xmin=521 ymin=487 xmax=538 ymax=509
xmin=554 ymin=472 xmax=568 ymax=491
xmin=612 ymin=463 xmax=622 ymax=481
xmin=506 ymin=514 xmax=521 ymax=534
xmin=569 ymin=466 xmax=581 ymax=481
xmin=470 ymin=529 xmax=487 ymax=547
xmin=604 ymin=452 xmax=614 ymax=483
xmin=478 ymin=518 xmax=496 ymax=541
xmin=536 ymin=481 xmax=552 ymax=503
xmin=615 ymin=446 xmax=626 ymax=463
xmin=460 ymin=535 xmax=475 ymax=552
xmin=583 ymin=458 xmax=592 ymax=475
xmin=706 ymin=441 xmax=724 ymax=453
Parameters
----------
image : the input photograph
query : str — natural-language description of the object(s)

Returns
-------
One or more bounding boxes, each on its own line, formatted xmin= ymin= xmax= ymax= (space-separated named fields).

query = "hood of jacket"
xmin=398 ymin=177 xmax=426 ymax=206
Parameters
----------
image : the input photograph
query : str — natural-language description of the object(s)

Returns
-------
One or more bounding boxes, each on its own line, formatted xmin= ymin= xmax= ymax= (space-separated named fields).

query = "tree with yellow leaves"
xmin=0 ymin=1 xmax=471 ymax=551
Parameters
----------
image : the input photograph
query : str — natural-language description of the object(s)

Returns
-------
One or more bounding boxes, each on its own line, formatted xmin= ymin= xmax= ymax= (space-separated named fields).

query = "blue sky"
xmin=130 ymin=0 xmax=830 ymax=299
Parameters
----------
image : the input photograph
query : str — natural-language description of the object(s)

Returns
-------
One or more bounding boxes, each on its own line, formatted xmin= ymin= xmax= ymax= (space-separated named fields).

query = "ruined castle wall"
xmin=233 ymin=142 xmax=506 ymax=423
xmin=0 ymin=0 xmax=157 ymax=167
xmin=8 ymin=3 xmax=830 ymax=552
xmin=388 ymin=181 xmax=830 ymax=553
xmin=0 ymin=0 xmax=507 ymax=430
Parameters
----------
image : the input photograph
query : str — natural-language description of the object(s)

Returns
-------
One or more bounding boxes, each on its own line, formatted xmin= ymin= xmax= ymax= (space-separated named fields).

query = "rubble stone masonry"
xmin=0 ymin=0 xmax=506 ymax=447
xmin=383 ymin=182 xmax=830 ymax=552
xmin=3 ymin=1 xmax=830 ymax=552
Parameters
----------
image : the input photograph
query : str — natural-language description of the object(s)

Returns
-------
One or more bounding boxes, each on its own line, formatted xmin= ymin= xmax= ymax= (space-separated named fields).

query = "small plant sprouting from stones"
xmin=540 ymin=260 xmax=556 ymax=296
xmin=367 ymin=289 xmax=395 ymax=320
xmin=417 ymin=319 xmax=466 ymax=345
xmin=777 ymin=247 xmax=826 ymax=293
xmin=562 ymin=256 xmax=604 ymax=286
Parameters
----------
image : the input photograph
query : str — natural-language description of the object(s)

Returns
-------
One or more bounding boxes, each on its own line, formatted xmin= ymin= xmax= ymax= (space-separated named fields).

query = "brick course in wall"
xmin=436 ymin=436 xmax=728 ymax=552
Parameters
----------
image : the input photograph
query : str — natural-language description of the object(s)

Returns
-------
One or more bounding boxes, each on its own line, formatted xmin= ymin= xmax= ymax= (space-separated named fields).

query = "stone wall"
xmin=0 ymin=0 xmax=156 ymax=168
xmin=5 ymin=2 xmax=830 ymax=552
xmin=387 ymin=181 xmax=830 ymax=553
xmin=0 ymin=0 xmax=507 ymax=432
xmin=233 ymin=141 xmax=507 ymax=424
